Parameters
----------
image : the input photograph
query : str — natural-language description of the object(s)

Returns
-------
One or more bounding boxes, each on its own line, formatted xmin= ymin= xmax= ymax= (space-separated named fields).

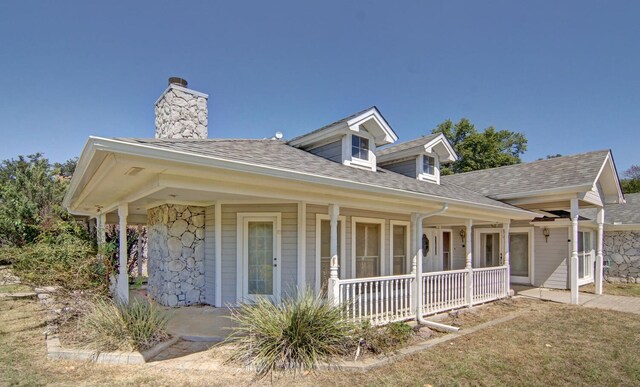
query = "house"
xmin=63 ymin=78 xmax=625 ymax=324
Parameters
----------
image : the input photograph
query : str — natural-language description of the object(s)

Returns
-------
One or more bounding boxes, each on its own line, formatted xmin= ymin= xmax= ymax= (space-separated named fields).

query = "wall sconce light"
xmin=459 ymin=228 xmax=466 ymax=240
xmin=543 ymin=227 xmax=550 ymax=243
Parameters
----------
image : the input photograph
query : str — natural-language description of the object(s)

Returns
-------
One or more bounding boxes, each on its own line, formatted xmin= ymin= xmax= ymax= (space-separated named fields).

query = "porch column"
xmin=137 ymin=225 xmax=143 ymax=277
xmin=97 ymin=212 xmax=106 ymax=251
xmin=327 ymin=204 xmax=340 ymax=305
xmin=570 ymin=198 xmax=579 ymax=305
xmin=465 ymin=219 xmax=473 ymax=306
xmin=503 ymin=223 xmax=511 ymax=296
xmin=412 ymin=213 xmax=424 ymax=319
xmin=117 ymin=204 xmax=129 ymax=304
xmin=595 ymin=207 xmax=605 ymax=295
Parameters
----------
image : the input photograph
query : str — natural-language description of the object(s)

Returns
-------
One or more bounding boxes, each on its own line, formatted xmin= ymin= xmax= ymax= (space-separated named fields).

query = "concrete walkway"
xmin=514 ymin=286 xmax=640 ymax=315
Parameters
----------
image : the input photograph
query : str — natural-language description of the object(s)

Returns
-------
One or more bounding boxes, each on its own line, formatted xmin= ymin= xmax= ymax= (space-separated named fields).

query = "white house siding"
xmin=204 ymin=205 xmax=215 ymax=305
xmin=220 ymin=203 xmax=298 ymax=305
xmin=533 ymin=226 xmax=569 ymax=289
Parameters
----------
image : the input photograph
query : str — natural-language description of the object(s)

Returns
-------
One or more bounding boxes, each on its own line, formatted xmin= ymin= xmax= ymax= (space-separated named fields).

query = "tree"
xmin=431 ymin=118 xmax=527 ymax=175
xmin=0 ymin=154 xmax=77 ymax=246
xmin=621 ymin=164 xmax=640 ymax=194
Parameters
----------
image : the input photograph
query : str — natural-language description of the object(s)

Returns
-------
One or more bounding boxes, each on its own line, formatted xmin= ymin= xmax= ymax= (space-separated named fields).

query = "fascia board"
xmin=347 ymin=108 xmax=398 ymax=144
xmin=491 ymin=184 xmax=594 ymax=201
xmin=84 ymin=137 xmax=537 ymax=219
xmin=63 ymin=137 xmax=99 ymax=210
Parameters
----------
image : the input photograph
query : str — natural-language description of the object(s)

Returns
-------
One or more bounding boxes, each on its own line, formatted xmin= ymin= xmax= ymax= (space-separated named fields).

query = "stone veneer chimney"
xmin=154 ymin=77 xmax=208 ymax=139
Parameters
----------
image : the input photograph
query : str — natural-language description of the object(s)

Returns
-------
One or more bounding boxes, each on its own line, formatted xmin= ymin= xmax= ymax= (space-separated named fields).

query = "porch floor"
xmin=513 ymin=285 xmax=640 ymax=315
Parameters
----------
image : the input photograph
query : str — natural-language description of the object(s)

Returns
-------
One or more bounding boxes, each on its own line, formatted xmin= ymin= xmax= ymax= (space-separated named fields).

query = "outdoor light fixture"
xmin=459 ymin=228 xmax=466 ymax=240
xmin=543 ymin=227 xmax=550 ymax=243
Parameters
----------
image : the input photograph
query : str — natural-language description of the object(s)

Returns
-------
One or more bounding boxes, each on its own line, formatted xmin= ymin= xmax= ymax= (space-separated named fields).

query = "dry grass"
xmin=581 ymin=282 xmax=640 ymax=297
xmin=1 ymin=296 xmax=639 ymax=386
xmin=0 ymin=283 xmax=32 ymax=293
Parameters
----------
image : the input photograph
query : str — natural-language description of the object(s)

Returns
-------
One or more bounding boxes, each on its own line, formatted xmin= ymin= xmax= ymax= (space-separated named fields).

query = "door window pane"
xmin=248 ymin=222 xmax=273 ymax=295
xmin=510 ymin=233 xmax=529 ymax=277
xmin=442 ymin=231 xmax=451 ymax=270
xmin=481 ymin=233 xmax=501 ymax=267
xmin=320 ymin=220 xmax=341 ymax=293
xmin=393 ymin=225 xmax=407 ymax=275
xmin=356 ymin=223 xmax=380 ymax=278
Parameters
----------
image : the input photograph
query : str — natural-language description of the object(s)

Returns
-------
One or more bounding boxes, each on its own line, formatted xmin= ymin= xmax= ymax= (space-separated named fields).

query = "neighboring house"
xmin=63 ymin=79 xmax=624 ymax=323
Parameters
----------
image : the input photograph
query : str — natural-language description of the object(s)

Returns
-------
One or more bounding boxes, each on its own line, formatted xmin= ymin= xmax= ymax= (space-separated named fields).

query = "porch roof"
xmin=582 ymin=192 xmax=640 ymax=226
xmin=99 ymin=137 xmax=526 ymax=213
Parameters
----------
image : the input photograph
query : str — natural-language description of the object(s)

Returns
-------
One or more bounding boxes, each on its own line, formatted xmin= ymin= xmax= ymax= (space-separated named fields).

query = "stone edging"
xmin=320 ymin=312 xmax=522 ymax=372
xmin=46 ymin=334 xmax=180 ymax=364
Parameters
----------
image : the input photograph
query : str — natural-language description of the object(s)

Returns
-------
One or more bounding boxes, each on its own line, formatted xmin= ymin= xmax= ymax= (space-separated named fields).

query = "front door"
xmin=239 ymin=214 xmax=281 ymax=303
xmin=422 ymin=229 xmax=439 ymax=272
xmin=510 ymin=228 xmax=533 ymax=284
xmin=475 ymin=230 xmax=502 ymax=267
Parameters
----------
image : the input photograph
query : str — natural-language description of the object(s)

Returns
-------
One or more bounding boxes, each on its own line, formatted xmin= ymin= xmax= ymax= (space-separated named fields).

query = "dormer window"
xmin=351 ymin=135 xmax=370 ymax=161
xmin=423 ymin=155 xmax=435 ymax=175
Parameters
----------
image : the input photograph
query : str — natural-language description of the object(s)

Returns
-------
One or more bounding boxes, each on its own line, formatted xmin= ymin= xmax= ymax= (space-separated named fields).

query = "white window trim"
xmin=315 ymin=213 xmax=347 ymax=294
xmin=343 ymin=132 xmax=377 ymax=171
xmin=509 ymin=227 xmax=535 ymax=285
xmin=473 ymin=228 xmax=503 ymax=268
xmin=389 ymin=220 xmax=411 ymax=275
xmin=351 ymin=216 xmax=386 ymax=278
xmin=417 ymin=153 xmax=440 ymax=184
xmin=576 ymin=229 xmax=595 ymax=285
xmin=236 ymin=212 xmax=282 ymax=305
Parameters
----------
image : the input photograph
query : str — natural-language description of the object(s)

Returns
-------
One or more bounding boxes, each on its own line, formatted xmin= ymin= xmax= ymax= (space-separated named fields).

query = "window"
xmin=578 ymin=231 xmax=593 ymax=279
xmin=355 ymin=223 xmax=380 ymax=277
xmin=351 ymin=135 xmax=369 ymax=161
xmin=423 ymin=155 xmax=435 ymax=175
xmin=392 ymin=225 xmax=408 ymax=275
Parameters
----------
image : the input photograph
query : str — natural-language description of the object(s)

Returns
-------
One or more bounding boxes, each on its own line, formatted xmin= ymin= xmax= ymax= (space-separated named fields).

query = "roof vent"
xmin=168 ymin=77 xmax=188 ymax=87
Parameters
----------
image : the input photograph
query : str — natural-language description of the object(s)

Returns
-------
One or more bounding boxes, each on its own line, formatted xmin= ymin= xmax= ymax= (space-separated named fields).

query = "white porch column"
xmin=465 ymin=219 xmax=473 ymax=306
xmin=97 ymin=212 xmax=106 ymax=250
xmin=595 ymin=207 xmax=605 ymax=295
xmin=327 ymin=204 xmax=340 ymax=305
xmin=570 ymin=198 xmax=580 ymax=305
xmin=412 ymin=213 xmax=424 ymax=319
xmin=137 ymin=225 xmax=143 ymax=277
xmin=503 ymin=223 xmax=511 ymax=296
xmin=117 ymin=204 xmax=129 ymax=304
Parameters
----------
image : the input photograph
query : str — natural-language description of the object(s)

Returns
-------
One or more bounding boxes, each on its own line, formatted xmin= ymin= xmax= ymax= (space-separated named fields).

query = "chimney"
xmin=154 ymin=77 xmax=208 ymax=139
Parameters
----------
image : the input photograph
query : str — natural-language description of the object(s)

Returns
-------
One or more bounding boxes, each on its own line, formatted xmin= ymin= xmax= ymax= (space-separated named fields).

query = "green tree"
xmin=432 ymin=118 xmax=527 ymax=174
xmin=621 ymin=165 xmax=640 ymax=194
xmin=0 ymin=153 xmax=76 ymax=246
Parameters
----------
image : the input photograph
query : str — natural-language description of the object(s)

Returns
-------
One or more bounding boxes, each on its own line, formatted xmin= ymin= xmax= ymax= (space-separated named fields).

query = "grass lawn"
xmin=580 ymin=282 xmax=640 ymax=297
xmin=1 ymin=296 xmax=639 ymax=386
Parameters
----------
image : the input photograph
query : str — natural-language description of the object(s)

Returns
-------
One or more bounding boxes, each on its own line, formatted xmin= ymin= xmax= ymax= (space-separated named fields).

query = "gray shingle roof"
xmin=287 ymin=106 xmax=377 ymax=144
xmin=376 ymin=133 xmax=440 ymax=157
xmin=113 ymin=137 xmax=523 ymax=212
xmin=441 ymin=150 xmax=610 ymax=198
xmin=604 ymin=193 xmax=640 ymax=224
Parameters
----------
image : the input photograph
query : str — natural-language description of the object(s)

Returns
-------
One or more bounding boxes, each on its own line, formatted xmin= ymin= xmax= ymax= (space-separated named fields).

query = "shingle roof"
xmin=376 ymin=133 xmax=440 ymax=157
xmin=604 ymin=193 xmax=640 ymax=224
xmin=287 ymin=106 xmax=378 ymax=144
xmin=441 ymin=150 xmax=610 ymax=198
xmin=113 ymin=137 xmax=524 ymax=212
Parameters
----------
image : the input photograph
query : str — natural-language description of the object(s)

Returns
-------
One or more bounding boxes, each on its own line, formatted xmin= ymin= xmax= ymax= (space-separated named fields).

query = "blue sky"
xmin=0 ymin=1 xmax=638 ymax=173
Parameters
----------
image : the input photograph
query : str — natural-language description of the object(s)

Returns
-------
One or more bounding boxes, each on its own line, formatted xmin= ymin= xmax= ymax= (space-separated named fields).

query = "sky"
xmin=0 ymin=1 xmax=638 ymax=173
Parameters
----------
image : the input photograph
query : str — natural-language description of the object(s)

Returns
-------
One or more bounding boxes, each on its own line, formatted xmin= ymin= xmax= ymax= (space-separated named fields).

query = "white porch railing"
xmin=337 ymin=274 xmax=414 ymax=325
xmin=333 ymin=266 xmax=509 ymax=325
xmin=472 ymin=266 xmax=509 ymax=305
xmin=422 ymin=269 xmax=468 ymax=315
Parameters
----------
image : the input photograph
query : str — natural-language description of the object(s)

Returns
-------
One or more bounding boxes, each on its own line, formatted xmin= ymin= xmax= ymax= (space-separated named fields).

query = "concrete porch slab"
xmin=162 ymin=305 xmax=236 ymax=342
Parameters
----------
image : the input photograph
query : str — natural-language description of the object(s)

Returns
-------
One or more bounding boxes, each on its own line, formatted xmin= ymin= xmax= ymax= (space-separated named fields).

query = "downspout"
xmin=414 ymin=203 xmax=460 ymax=333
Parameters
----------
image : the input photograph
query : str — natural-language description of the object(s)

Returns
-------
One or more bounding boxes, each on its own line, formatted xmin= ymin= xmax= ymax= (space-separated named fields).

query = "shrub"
xmin=353 ymin=320 xmax=414 ymax=355
xmin=80 ymin=298 xmax=169 ymax=351
xmin=9 ymin=221 xmax=102 ymax=291
xmin=226 ymin=290 xmax=354 ymax=378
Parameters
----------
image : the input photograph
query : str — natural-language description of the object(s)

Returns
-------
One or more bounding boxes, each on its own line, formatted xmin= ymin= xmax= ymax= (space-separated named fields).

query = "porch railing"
xmin=337 ymin=274 xmax=414 ymax=325
xmin=333 ymin=266 xmax=509 ymax=325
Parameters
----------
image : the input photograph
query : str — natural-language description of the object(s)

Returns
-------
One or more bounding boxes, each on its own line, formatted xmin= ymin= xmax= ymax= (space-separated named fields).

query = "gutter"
xmin=413 ymin=204 xmax=460 ymax=333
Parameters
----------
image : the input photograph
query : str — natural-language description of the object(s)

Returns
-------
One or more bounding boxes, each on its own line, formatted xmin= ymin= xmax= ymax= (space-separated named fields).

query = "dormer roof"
xmin=288 ymin=106 xmax=398 ymax=148
xmin=376 ymin=133 xmax=458 ymax=164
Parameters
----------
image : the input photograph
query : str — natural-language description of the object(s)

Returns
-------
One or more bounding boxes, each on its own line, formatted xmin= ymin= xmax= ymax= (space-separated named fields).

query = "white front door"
xmin=422 ymin=229 xmax=439 ymax=272
xmin=509 ymin=228 xmax=534 ymax=284
xmin=238 ymin=213 xmax=281 ymax=303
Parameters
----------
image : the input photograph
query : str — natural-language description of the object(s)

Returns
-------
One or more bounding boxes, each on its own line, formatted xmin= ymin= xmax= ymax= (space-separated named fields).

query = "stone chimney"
xmin=155 ymin=77 xmax=208 ymax=139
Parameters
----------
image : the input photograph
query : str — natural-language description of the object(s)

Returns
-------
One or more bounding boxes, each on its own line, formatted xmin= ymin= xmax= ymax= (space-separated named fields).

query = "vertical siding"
xmin=221 ymin=203 xmax=298 ymax=304
xmin=533 ymin=226 xmax=569 ymax=289
xmin=380 ymin=158 xmax=417 ymax=178
xmin=204 ymin=205 xmax=215 ymax=305
xmin=308 ymin=140 xmax=342 ymax=163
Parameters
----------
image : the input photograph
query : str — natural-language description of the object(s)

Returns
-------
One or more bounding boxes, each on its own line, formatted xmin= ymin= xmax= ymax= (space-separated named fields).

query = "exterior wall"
xmin=204 ymin=205 xmax=215 ymax=304
xmin=155 ymin=85 xmax=208 ymax=139
xmin=308 ymin=140 xmax=342 ymax=163
xmin=147 ymin=204 xmax=206 ymax=306
xmin=533 ymin=226 xmax=568 ymax=289
xmin=220 ymin=203 xmax=298 ymax=305
xmin=604 ymin=230 xmax=640 ymax=283
xmin=451 ymin=226 xmax=467 ymax=270
xmin=380 ymin=158 xmax=417 ymax=178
